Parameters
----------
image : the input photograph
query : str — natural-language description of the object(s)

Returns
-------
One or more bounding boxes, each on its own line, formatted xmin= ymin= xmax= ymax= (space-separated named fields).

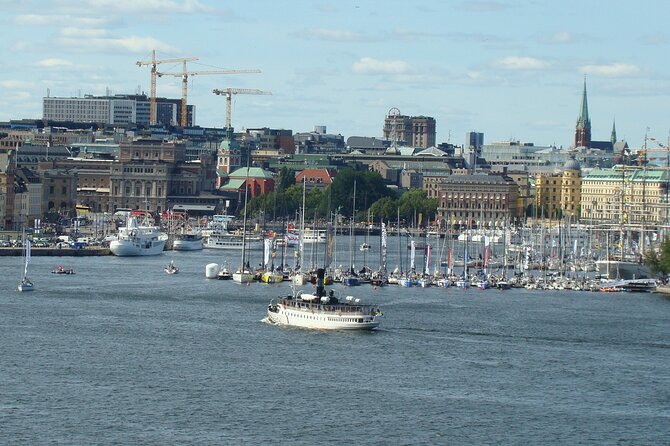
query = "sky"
xmin=1 ymin=0 xmax=669 ymax=151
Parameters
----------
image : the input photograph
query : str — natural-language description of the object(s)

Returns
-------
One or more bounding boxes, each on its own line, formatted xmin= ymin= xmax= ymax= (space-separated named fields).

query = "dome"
xmin=563 ymin=156 xmax=581 ymax=172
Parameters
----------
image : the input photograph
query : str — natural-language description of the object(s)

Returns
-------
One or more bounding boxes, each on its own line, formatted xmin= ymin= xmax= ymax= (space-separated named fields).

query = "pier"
xmin=0 ymin=247 xmax=111 ymax=256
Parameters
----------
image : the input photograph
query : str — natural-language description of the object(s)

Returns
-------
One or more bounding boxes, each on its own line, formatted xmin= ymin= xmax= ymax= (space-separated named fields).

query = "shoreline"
xmin=0 ymin=247 xmax=111 ymax=256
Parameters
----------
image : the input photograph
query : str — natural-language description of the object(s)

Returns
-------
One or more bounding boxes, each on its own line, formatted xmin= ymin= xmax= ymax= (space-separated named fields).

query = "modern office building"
xmin=43 ymin=94 xmax=195 ymax=127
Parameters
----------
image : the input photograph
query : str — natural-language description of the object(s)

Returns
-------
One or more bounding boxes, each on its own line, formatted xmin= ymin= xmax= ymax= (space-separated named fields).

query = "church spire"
xmin=577 ymin=76 xmax=590 ymax=129
xmin=610 ymin=118 xmax=617 ymax=145
xmin=574 ymin=76 xmax=592 ymax=148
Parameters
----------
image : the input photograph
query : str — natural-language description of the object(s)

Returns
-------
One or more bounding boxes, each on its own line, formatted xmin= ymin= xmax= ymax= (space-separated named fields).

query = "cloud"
xmin=458 ymin=1 xmax=510 ymax=12
xmin=15 ymin=14 xmax=51 ymax=26
xmin=58 ymin=36 xmax=178 ymax=54
xmin=579 ymin=63 xmax=640 ymax=77
xmin=84 ymin=0 xmax=212 ymax=14
xmin=60 ymin=27 xmax=109 ymax=38
xmin=546 ymin=31 xmax=572 ymax=44
xmin=352 ymin=57 xmax=410 ymax=75
xmin=304 ymin=28 xmax=369 ymax=42
xmin=36 ymin=58 xmax=73 ymax=68
xmin=0 ymin=80 xmax=35 ymax=89
xmin=495 ymin=56 xmax=550 ymax=70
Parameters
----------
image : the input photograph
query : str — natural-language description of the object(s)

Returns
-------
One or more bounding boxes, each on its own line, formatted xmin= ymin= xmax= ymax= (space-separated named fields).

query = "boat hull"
xmin=110 ymin=239 xmax=166 ymax=256
xmin=18 ymin=283 xmax=34 ymax=292
xmin=266 ymin=306 xmax=381 ymax=330
xmin=172 ymin=239 xmax=203 ymax=251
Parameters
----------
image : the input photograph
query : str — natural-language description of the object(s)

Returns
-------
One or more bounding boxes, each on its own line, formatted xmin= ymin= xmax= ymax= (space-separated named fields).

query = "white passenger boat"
xmin=173 ymin=231 xmax=203 ymax=251
xmin=110 ymin=216 xmax=167 ymax=256
xmin=204 ymin=231 xmax=263 ymax=250
xmin=267 ymin=268 xmax=382 ymax=330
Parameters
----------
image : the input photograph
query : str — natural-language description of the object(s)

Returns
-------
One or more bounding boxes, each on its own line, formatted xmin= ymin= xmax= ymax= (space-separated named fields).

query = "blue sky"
xmin=2 ymin=0 xmax=669 ymax=150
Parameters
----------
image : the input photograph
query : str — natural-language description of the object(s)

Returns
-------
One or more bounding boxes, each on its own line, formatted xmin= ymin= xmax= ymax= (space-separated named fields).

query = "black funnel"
xmin=316 ymin=268 xmax=325 ymax=298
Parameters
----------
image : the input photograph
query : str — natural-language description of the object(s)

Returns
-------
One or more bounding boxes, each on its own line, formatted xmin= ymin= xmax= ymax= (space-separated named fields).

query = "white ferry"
xmin=173 ymin=231 xmax=203 ymax=251
xmin=267 ymin=269 xmax=382 ymax=330
xmin=110 ymin=216 xmax=168 ymax=256
xmin=204 ymin=231 xmax=263 ymax=250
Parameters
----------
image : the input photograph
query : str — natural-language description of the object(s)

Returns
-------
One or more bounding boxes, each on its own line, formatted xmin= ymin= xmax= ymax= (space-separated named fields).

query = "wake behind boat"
xmin=267 ymin=268 xmax=382 ymax=330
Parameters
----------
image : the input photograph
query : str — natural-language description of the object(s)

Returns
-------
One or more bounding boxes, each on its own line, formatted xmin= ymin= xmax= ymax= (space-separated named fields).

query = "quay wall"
xmin=0 ymin=247 xmax=111 ymax=256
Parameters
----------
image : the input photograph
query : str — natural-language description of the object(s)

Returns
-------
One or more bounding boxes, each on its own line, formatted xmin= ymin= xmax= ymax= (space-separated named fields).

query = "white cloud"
xmin=56 ymin=34 xmax=177 ymax=54
xmin=352 ymin=57 xmax=409 ymax=75
xmin=84 ymin=0 xmax=212 ymax=14
xmin=304 ymin=28 xmax=367 ymax=42
xmin=36 ymin=58 xmax=73 ymax=68
xmin=60 ymin=27 xmax=109 ymax=38
xmin=15 ymin=14 xmax=51 ymax=26
xmin=495 ymin=56 xmax=550 ymax=70
xmin=548 ymin=31 xmax=572 ymax=44
xmin=0 ymin=80 xmax=35 ymax=89
xmin=580 ymin=63 xmax=640 ymax=77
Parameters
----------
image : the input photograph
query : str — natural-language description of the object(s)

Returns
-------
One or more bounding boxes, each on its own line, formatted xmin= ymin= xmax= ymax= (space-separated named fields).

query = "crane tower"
xmin=212 ymin=88 xmax=272 ymax=129
xmin=158 ymin=64 xmax=261 ymax=128
xmin=136 ymin=50 xmax=198 ymax=125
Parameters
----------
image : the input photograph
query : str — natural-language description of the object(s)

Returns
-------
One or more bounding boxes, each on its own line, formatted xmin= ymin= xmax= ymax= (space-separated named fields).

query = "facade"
xmin=580 ymin=167 xmax=668 ymax=226
xmin=42 ymin=94 xmax=195 ymax=127
xmin=437 ymin=174 xmax=519 ymax=226
xmin=409 ymin=116 xmax=436 ymax=148
xmin=534 ymin=173 xmax=562 ymax=218
xmin=109 ymin=139 xmax=187 ymax=212
xmin=295 ymin=168 xmax=336 ymax=190
xmin=561 ymin=157 xmax=582 ymax=219
xmin=383 ymin=113 xmax=436 ymax=149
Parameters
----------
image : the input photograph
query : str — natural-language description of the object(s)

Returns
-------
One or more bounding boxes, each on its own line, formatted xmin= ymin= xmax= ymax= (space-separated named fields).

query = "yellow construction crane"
xmin=136 ymin=50 xmax=198 ymax=125
xmin=212 ymin=88 xmax=272 ymax=129
xmin=158 ymin=63 xmax=261 ymax=127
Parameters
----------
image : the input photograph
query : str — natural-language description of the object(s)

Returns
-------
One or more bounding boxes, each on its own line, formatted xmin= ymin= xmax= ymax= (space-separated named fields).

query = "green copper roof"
xmin=228 ymin=166 xmax=274 ymax=179
xmin=583 ymin=167 xmax=668 ymax=182
xmin=577 ymin=78 xmax=590 ymax=129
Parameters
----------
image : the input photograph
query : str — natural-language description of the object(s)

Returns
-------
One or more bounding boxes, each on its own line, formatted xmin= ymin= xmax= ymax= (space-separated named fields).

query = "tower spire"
xmin=577 ymin=76 xmax=590 ymax=128
xmin=610 ymin=118 xmax=617 ymax=145
xmin=574 ymin=76 xmax=592 ymax=148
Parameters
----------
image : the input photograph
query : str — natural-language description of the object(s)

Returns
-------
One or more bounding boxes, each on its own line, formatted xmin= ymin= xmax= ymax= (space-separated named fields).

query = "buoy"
xmin=205 ymin=263 xmax=220 ymax=279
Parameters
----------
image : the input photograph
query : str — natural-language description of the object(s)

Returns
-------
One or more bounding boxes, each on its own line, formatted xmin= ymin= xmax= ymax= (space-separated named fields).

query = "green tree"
xmin=277 ymin=166 xmax=295 ymax=191
xmin=645 ymin=236 xmax=670 ymax=277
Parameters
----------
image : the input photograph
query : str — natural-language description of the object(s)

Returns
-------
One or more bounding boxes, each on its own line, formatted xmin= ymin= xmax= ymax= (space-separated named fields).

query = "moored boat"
xmin=110 ymin=216 xmax=167 ymax=256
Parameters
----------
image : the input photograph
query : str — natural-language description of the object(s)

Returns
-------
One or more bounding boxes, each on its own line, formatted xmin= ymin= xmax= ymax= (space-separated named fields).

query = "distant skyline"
xmin=2 ymin=0 xmax=669 ymax=149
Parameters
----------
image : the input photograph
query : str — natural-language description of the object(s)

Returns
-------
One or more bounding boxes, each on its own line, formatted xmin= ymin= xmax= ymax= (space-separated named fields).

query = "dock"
xmin=0 ymin=247 xmax=111 ymax=256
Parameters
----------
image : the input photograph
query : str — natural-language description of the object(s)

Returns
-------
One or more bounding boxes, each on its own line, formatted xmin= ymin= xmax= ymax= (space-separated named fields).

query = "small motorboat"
xmin=51 ymin=265 xmax=75 ymax=275
xmin=165 ymin=260 xmax=179 ymax=275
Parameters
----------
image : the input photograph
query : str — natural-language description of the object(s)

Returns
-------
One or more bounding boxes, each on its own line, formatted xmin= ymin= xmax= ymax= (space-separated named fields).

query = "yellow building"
xmin=561 ymin=157 xmax=582 ymax=218
xmin=534 ymin=173 xmax=562 ymax=218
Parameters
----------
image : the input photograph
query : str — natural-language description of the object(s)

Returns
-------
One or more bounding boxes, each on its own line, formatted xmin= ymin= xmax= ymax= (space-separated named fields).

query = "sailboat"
xmin=18 ymin=239 xmax=33 ymax=292
xmin=233 ymin=166 xmax=254 ymax=284
xmin=291 ymin=178 xmax=309 ymax=285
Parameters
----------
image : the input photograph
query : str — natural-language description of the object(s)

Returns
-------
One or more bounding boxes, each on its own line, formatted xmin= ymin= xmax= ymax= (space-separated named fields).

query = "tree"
xmin=645 ymin=236 xmax=670 ymax=277
xmin=277 ymin=166 xmax=295 ymax=191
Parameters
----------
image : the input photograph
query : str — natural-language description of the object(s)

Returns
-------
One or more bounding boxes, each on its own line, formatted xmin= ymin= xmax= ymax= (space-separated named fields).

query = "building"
xmin=561 ymin=156 xmax=582 ymax=219
xmin=580 ymin=167 xmax=668 ymax=226
xmin=42 ymin=94 xmax=195 ymax=127
xmin=294 ymin=127 xmax=345 ymax=154
xmin=437 ymin=173 xmax=519 ymax=226
xmin=383 ymin=111 xmax=436 ymax=149
xmin=109 ymin=138 xmax=187 ymax=212
xmin=295 ymin=168 xmax=337 ymax=190
xmin=534 ymin=173 xmax=562 ymax=218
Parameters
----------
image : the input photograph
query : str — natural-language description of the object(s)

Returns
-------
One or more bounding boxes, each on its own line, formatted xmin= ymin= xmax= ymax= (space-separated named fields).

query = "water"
xmin=1 ymin=246 xmax=669 ymax=445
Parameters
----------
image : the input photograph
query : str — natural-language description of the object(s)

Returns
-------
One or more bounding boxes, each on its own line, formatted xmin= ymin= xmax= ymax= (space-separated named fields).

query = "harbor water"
xmin=1 ymin=243 xmax=669 ymax=444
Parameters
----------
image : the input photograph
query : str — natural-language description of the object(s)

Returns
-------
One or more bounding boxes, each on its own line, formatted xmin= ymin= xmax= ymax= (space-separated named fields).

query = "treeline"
xmin=244 ymin=168 xmax=438 ymax=225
